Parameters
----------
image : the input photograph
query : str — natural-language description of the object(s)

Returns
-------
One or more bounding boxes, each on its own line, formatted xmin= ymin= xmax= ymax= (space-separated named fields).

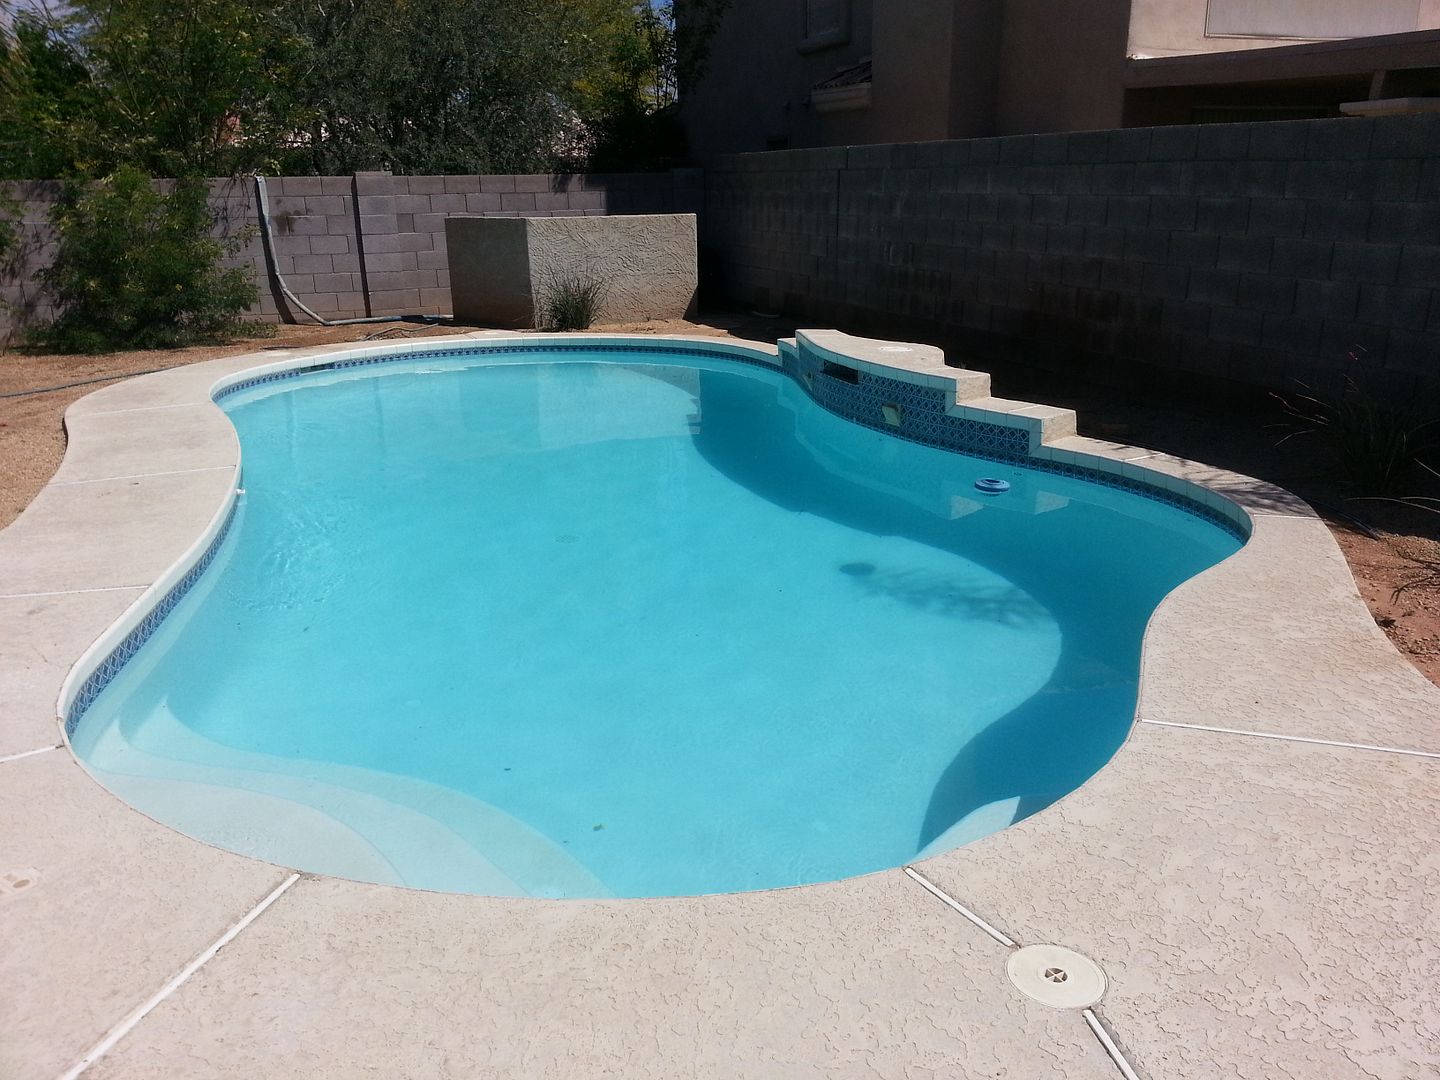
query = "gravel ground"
xmin=3 ymin=316 xmax=1436 ymax=684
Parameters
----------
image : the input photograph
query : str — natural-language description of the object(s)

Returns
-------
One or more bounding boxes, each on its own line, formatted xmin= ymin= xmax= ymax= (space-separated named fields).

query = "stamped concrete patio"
xmin=2 ymin=332 xmax=1438 ymax=1079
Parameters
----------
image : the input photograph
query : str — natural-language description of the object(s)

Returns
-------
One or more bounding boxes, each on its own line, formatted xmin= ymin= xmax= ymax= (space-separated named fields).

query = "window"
xmin=800 ymin=0 xmax=850 ymax=53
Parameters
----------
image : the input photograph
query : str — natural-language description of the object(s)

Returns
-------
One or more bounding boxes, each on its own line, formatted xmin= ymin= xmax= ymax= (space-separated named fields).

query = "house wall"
xmin=682 ymin=0 xmax=1440 ymax=153
xmin=944 ymin=0 xmax=1005 ymax=139
xmin=867 ymin=0 xmax=959 ymax=143
xmin=1129 ymin=0 xmax=1440 ymax=57
xmin=680 ymin=0 xmax=876 ymax=156
xmin=702 ymin=114 xmax=1440 ymax=402
xmin=992 ymin=0 xmax=1132 ymax=135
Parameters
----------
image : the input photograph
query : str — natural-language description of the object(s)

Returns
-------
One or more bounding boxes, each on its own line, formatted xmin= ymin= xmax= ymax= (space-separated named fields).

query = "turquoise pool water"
xmin=71 ymin=348 xmax=1241 ymax=898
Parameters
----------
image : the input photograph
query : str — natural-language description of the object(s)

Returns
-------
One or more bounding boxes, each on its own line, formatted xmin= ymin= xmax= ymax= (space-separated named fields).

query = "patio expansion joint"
xmin=0 ymin=744 xmax=62 ymax=764
xmin=1139 ymin=718 xmax=1440 ymax=761
xmin=55 ymin=871 xmax=302 ymax=1080
xmin=75 ymin=400 xmax=215 ymax=418
xmin=1082 ymin=1009 xmax=1143 ymax=1080
xmin=49 ymin=464 xmax=234 ymax=488
xmin=902 ymin=865 xmax=1017 ymax=948
xmin=0 ymin=584 xmax=150 ymax=600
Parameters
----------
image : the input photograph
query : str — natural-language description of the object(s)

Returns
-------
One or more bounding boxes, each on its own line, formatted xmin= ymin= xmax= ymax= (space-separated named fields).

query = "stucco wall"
xmin=680 ymin=0 xmax=876 ymax=156
xmin=447 ymin=214 xmax=698 ymax=327
xmin=683 ymin=0 xmax=1440 ymax=152
xmin=867 ymin=0 xmax=959 ymax=143
xmin=992 ymin=0 xmax=1132 ymax=135
xmin=1128 ymin=0 xmax=1440 ymax=57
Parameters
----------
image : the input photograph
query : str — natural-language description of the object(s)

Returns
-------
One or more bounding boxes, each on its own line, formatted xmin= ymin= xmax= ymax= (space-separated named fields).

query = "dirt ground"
xmin=3 ymin=314 xmax=1437 ymax=685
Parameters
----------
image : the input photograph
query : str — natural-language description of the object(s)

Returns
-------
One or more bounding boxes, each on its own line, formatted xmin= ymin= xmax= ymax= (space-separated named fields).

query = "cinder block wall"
xmin=703 ymin=115 xmax=1440 ymax=400
xmin=1 ymin=169 xmax=703 ymax=336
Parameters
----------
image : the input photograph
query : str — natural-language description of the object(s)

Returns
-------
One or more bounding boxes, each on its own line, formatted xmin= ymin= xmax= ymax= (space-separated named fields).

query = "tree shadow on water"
xmin=681 ymin=367 xmax=1150 ymax=855
xmin=837 ymin=561 xmax=1048 ymax=627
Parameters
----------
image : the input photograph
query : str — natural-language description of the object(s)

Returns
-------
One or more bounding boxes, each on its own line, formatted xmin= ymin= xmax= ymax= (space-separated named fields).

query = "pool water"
xmin=71 ymin=349 xmax=1241 ymax=898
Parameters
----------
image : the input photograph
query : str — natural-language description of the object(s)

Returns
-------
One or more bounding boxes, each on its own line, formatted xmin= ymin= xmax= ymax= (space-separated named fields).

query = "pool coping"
xmin=4 ymin=330 xmax=1439 ymax=1080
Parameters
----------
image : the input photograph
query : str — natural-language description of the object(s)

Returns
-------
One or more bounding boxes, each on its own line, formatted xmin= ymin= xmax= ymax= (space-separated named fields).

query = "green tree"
xmin=279 ymin=0 xmax=635 ymax=175
xmin=0 ymin=0 xmax=299 ymax=180
xmin=580 ymin=0 xmax=730 ymax=170
xmin=0 ymin=9 xmax=101 ymax=180
xmin=1 ymin=0 xmax=729 ymax=179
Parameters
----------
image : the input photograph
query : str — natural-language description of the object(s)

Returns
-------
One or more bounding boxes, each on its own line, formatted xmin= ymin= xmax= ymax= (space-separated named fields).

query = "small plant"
xmin=1273 ymin=348 xmax=1439 ymax=495
xmin=537 ymin=271 xmax=606 ymax=332
xmin=1367 ymin=461 xmax=1440 ymax=601
xmin=32 ymin=166 xmax=269 ymax=353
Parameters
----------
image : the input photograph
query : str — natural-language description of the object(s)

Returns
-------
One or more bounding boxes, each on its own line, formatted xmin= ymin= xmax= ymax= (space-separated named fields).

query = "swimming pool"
xmin=67 ymin=336 xmax=1242 ymax=898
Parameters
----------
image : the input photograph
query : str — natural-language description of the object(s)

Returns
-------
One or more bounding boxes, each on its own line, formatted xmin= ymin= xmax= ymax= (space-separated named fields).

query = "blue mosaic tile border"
xmin=64 ymin=496 xmax=240 ymax=735
xmin=213 ymin=342 xmax=780 ymax=403
xmin=783 ymin=341 xmax=1246 ymax=540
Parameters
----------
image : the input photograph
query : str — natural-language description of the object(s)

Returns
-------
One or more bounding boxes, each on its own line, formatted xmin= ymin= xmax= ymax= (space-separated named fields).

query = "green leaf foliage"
xmin=1 ymin=2 xmax=300 ymax=180
xmin=0 ymin=0 xmax=727 ymax=180
xmin=32 ymin=167 xmax=267 ymax=352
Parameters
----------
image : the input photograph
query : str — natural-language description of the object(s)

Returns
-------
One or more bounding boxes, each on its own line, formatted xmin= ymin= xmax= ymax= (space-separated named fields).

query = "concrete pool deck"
xmin=2 ymin=331 xmax=1438 ymax=1079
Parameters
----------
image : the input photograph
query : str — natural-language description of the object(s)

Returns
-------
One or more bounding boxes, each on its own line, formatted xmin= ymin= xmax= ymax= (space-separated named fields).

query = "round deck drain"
xmin=1006 ymin=944 xmax=1106 ymax=1009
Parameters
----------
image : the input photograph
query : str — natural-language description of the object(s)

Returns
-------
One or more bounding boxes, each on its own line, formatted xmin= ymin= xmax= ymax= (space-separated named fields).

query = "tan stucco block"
xmin=445 ymin=214 xmax=697 ymax=328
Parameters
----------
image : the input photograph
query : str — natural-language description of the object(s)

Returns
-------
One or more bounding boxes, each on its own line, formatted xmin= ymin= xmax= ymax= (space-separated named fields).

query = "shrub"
xmin=537 ymin=271 xmax=606 ymax=332
xmin=1274 ymin=359 xmax=1439 ymax=496
xmin=32 ymin=167 xmax=267 ymax=353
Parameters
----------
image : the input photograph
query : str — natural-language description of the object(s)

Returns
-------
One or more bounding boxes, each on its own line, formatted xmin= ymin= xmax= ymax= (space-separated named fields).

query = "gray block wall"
xmin=703 ymin=115 xmax=1440 ymax=401
xmin=0 ymin=180 xmax=61 ymax=333
xmin=1 ymin=169 xmax=703 ymax=337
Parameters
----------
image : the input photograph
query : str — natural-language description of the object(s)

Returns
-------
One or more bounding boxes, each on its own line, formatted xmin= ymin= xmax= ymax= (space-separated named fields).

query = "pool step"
xmin=84 ymin=714 xmax=611 ymax=898
xmin=784 ymin=330 xmax=1078 ymax=452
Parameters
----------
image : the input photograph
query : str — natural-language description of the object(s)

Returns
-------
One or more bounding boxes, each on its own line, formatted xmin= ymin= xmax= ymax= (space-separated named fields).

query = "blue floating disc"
xmin=974 ymin=477 xmax=1011 ymax=494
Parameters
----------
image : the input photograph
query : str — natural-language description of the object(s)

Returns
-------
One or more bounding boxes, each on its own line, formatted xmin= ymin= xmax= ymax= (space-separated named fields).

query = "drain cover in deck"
xmin=1006 ymin=944 xmax=1106 ymax=1009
